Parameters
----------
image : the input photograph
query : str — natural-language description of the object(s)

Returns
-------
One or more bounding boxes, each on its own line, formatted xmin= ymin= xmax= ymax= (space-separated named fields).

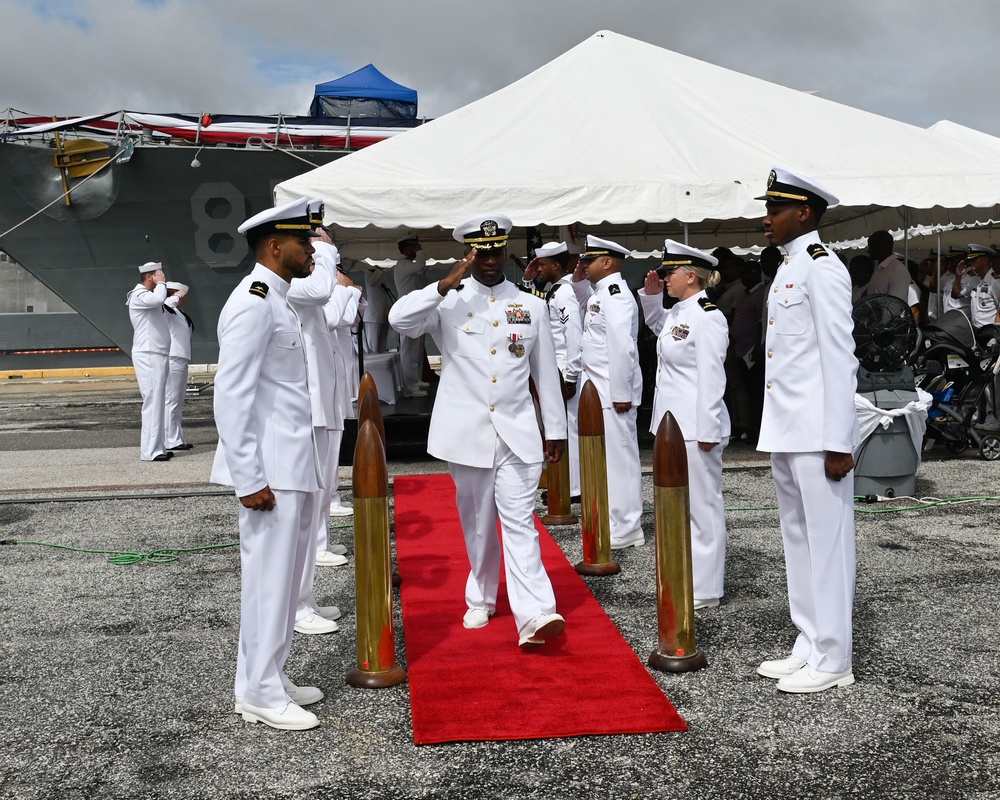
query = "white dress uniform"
xmin=324 ymin=282 xmax=363 ymax=515
xmin=971 ymin=270 xmax=1000 ymax=329
xmin=943 ymin=270 xmax=979 ymax=317
xmin=287 ymin=239 xmax=343 ymax=622
xmin=362 ymin=265 xmax=392 ymax=353
xmin=210 ymin=261 xmax=322 ymax=711
xmin=164 ymin=288 xmax=193 ymax=450
xmin=547 ymin=275 xmax=584 ymax=496
xmin=758 ymin=229 xmax=860 ymax=675
xmin=572 ymin=274 xmax=644 ymax=543
xmin=127 ymin=270 xmax=178 ymax=461
xmin=639 ymin=286 xmax=731 ymax=602
xmin=388 ymin=273 xmax=567 ymax=635
xmin=394 ymin=247 xmax=430 ymax=393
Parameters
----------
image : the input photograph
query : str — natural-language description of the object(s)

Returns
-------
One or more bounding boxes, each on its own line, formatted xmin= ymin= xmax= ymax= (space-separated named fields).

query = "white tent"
xmin=276 ymin=30 xmax=1000 ymax=260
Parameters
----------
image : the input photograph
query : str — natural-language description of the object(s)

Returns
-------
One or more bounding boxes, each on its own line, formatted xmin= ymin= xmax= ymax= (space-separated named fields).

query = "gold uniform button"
xmin=490 ymin=297 xmax=496 ymax=303
xmin=491 ymin=348 xmax=496 ymax=355
xmin=766 ymin=381 xmax=773 ymax=389
xmin=491 ymin=376 xmax=497 ymax=383
xmin=768 ymin=318 xmax=775 ymax=325
xmin=773 ymin=287 xmax=778 ymax=293
xmin=467 ymin=312 xmax=473 ymax=317
xmin=767 ymin=350 xmax=773 ymax=358
xmin=493 ymin=321 xmax=499 ymax=327
xmin=489 ymin=405 xmax=495 ymax=411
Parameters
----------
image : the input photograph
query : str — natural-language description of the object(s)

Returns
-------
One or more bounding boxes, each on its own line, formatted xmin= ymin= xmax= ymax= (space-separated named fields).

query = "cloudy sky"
xmin=2 ymin=0 xmax=999 ymax=136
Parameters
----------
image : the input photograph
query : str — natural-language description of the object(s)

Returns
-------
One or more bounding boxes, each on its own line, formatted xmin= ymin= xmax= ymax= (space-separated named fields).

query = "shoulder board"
xmin=807 ymin=243 xmax=829 ymax=261
xmin=697 ymin=297 xmax=718 ymax=312
xmin=608 ymin=283 xmax=621 ymax=296
xmin=249 ymin=281 xmax=269 ymax=299
xmin=517 ymin=283 xmax=546 ymax=300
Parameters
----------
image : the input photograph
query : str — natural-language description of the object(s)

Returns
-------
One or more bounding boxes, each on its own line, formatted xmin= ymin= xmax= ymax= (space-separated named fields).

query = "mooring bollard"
xmin=574 ymin=381 xmax=620 ymax=576
xmin=347 ymin=419 xmax=406 ymax=689
xmin=648 ymin=411 xmax=707 ymax=673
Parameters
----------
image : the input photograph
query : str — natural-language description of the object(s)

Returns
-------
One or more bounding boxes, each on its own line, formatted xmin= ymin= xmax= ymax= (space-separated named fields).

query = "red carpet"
xmin=393 ymin=473 xmax=687 ymax=744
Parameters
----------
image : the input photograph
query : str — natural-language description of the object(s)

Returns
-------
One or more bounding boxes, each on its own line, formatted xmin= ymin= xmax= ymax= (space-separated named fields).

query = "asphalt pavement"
xmin=0 ymin=373 xmax=998 ymax=799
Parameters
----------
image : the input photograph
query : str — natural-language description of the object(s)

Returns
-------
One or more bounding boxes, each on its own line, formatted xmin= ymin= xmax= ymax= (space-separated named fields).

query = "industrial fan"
xmin=851 ymin=293 xmax=922 ymax=497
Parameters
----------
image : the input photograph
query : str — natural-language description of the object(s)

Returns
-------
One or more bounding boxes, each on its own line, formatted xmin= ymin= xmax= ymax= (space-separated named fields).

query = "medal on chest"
xmin=669 ymin=323 xmax=690 ymax=341
xmin=505 ymin=303 xmax=531 ymax=325
xmin=508 ymin=332 xmax=525 ymax=357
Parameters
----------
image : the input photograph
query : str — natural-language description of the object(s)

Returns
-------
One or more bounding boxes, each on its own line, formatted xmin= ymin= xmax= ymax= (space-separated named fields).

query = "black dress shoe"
xmin=168 ymin=443 xmax=194 ymax=451
xmin=152 ymin=453 xmax=172 ymax=461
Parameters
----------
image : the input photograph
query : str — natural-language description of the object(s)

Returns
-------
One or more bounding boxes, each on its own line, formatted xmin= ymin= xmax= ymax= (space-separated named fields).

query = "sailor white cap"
xmin=307 ymin=198 xmax=325 ymax=227
xmin=138 ymin=261 xmax=161 ymax=274
xmin=965 ymin=243 xmax=996 ymax=260
xmin=660 ymin=239 xmax=718 ymax=269
xmin=534 ymin=241 xmax=568 ymax=258
xmin=453 ymin=214 xmax=513 ymax=250
xmin=166 ymin=281 xmax=189 ymax=292
xmin=237 ymin=197 xmax=319 ymax=238
xmin=579 ymin=235 xmax=631 ymax=261
xmin=756 ymin=165 xmax=838 ymax=211
xmin=396 ymin=232 xmax=419 ymax=246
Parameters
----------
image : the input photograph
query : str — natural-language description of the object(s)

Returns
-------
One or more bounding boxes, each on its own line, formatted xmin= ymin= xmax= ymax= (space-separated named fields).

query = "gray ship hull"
xmin=0 ymin=141 xmax=342 ymax=364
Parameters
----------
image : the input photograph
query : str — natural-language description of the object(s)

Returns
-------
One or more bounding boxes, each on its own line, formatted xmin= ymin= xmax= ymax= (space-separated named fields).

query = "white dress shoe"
xmin=757 ymin=655 xmax=807 ymax=679
xmin=317 ymin=605 xmax=342 ymax=621
xmin=462 ymin=608 xmax=493 ymax=629
xmin=315 ymin=550 xmax=349 ymax=567
xmin=329 ymin=504 xmax=354 ymax=517
xmin=328 ymin=543 xmax=348 ymax=555
xmin=610 ymin=529 xmax=645 ymax=550
xmin=777 ymin=665 xmax=855 ymax=694
xmin=234 ymin=683 xmax=324 ymax=715
xmin=693 ymin=598 xmax=720 ymax=610
xmin=241 ymin=701 xmax=319 ymax=731
xmin=416 ymin=380 xmax=430 ymax=388
xmin=294 ymin=613 xmax=339 ymax=635
xmin=518 ymin=612 xmax=566 ymax=647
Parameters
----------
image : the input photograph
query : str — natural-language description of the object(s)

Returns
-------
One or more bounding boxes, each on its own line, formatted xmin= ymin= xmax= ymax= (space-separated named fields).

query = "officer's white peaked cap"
xmin=579 ymin=235 xmax=631 ymax=260
xmin=453 ymin=214 xmax=513 ymax=250
xmin=756 ymin=165 xmax=838 ymax=210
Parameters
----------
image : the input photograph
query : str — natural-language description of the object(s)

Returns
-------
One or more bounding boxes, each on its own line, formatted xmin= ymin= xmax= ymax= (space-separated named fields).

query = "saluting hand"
xmin=524 ymin=258 xmax=541 ymax=284
xmin=336 ymin=270 xmax=358 ymax=290
xmin=240 ymin=486 xmax=276 ymax=511
xmin=572 ymin=258 xmax=588 ymax=283
xmin=644 ymin=270 xmax=664 ymax=295
xmin=438 ymin=251 xmax=474 ymax=295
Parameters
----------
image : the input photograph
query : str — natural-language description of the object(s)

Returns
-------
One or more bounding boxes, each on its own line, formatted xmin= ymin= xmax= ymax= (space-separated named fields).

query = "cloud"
xmin=2 ymin=0 xmax=1000 ymax=135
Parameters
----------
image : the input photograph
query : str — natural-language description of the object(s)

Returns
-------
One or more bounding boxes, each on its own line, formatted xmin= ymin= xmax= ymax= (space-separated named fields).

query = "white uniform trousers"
xmin=449 ymin=437 xmax=557 ymax=635
xmin=399 ymin=333 xmax=425 ymax=393
xmin=602 ymin=405 xmax=644 ymax=540
xmin=164 ymin=355 xmax=189 ymax=449
xmin=567 ymin=389 xmax=581 ymax=496
xmin=235 ymin=488 xmax=316 ymax=708
xmin=686 ymin=438 xmax=728 ymax=602
xmin=771 ymin=451 xmax=856 ymax=673
xmin=132 ymin=351 xmax=169 ymax=461
xmin=327 ymin=429 xmax=346 ymax=511
xmin=363 ymin=322 xmax=389 ymax=354
xmin=297 ymin=428 xmax=333 ymax=623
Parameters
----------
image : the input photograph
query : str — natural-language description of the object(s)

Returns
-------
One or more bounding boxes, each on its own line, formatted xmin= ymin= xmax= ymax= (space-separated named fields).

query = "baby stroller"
xmin=911 ymin=310 xmax=1000 ymax=460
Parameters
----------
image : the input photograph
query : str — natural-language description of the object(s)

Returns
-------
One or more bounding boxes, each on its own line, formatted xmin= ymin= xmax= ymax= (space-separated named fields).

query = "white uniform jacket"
xmin=325 ymin=284 xmax=363 ymax=417
xmin=393 ymin=250 xmax=429 ymax=298
xmin=572 ymin=274 xmax=642 ymax=407
xmin=639 ymin=289 xmax=731 ymax=443
xmin=363 ymin=266 xmax=393 ymax=323
xmin=547 ymin=277 xmax=583 ymax=383
xmin=127 ymin=282 xmax=176 ymax=354
xmin=757 ymin=231 xmax=860 ymax=455
xmin=971 ymin=272 xmax=1000 ymax=329
xmin=210 ymin=263 xmax=321 ymax=497
xmin=388 ymin=277 xmax=567 ymax=468
xmin=165 ymin=307 xmax=193 ymax=361
xmin=288 ymin=245 xmax=341 ymax=431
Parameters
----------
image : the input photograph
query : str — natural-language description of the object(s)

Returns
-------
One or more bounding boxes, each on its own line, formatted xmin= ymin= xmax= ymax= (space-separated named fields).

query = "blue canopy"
xmin=310 ymin=64 xmax=418 ymax=119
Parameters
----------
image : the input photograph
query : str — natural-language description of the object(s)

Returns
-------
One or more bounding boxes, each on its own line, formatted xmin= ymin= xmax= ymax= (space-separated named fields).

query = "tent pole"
xmin=683 ymin=222 xmax=689 ymax=245
xmin=902 ymin=208 xmax=909 ymax=267
xmin=936 ymin=230 xmax=942 ymax=321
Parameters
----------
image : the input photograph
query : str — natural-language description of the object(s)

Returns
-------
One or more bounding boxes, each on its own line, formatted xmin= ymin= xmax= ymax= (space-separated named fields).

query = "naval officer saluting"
xmin=388 ymin=214 xmax=569 ymax=648
xmin=755 ymin=166 xmax=860 ymax=694
xmin=210 ymin=197 xmax=326 ymax=730
xmin=127 ymin=261 xmax=180 ymax=461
